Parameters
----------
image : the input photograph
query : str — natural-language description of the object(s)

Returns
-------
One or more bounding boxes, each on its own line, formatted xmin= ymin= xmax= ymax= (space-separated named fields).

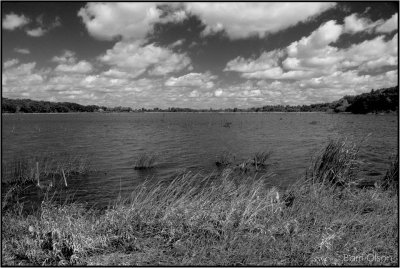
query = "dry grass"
xmin=2 ymin=140 xmax=398 ymax=266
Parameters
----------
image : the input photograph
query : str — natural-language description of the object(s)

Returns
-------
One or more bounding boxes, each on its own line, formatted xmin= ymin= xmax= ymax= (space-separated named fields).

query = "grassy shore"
xmin=2 ymin=139 xmax=398 ymax=266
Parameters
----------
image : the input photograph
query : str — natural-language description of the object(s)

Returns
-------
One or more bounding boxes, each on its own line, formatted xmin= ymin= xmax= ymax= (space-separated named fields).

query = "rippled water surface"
xmin=2 ymin=113 xmax=398 ymax=206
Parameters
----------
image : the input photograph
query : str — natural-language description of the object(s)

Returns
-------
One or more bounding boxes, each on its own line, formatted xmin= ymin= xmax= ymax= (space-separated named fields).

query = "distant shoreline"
xmin=2 ymin=111 xmax=398 ymax=115
xmin=2 ymin=111 xmax=338 ymax=115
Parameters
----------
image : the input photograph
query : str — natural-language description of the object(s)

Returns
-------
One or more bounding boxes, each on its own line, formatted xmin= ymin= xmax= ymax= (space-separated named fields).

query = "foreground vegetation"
xmin=2 ymin=86 xmax=398 ymax=114
xmin=2 ymin=139 xmax=398 ymax=266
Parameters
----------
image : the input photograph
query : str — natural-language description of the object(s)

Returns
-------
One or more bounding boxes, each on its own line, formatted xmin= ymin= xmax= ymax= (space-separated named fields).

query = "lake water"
xmin=2 ymin=112 xmax=398 ymax=207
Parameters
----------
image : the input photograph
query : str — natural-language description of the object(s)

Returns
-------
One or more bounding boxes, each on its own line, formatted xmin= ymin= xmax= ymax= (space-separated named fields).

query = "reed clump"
xmin=1 ymin=153 xmax=90 ymax=187
xmin=380 ymin=155 xmax=398 ymax=193
xmin=251 ymin=151 xmax=272 ymax=170
xmin=134 ymin=153 xmax=157 ymax=170
xmin=215 ymin=151 xmax=235 ymax=167
xmin=308 ymin=138 xmax=361 ymax=187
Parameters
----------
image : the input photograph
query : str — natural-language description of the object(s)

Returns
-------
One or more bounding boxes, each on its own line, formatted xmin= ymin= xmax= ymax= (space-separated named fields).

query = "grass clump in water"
xmin=134 ymin=153 xmax=157 ymax=170
xmin=308 ymin=138 xmax=361 ymax=187
xmin=215 ymin=151 xmax=235 ymax=167
xmin=1 ymin=153 xmax=90 ymax=187
xmin=251 ymin=151 xmax=272 ymax=170
xmin=380 ymin=155 xmax=398 ymax=193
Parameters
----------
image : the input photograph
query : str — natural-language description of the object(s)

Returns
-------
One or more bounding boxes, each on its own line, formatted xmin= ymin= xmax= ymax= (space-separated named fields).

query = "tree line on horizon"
xmin=1 ymin=86 xmax=398 ymax=114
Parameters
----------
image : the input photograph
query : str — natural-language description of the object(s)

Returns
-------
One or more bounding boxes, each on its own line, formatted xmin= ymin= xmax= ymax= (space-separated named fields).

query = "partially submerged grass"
xmin=215 ymin=151 xmax=235 ymax=167
xmin=2 ymin=140 xmax=398 ymax=266
xmin=380 ymin=155 xmax=399 ymax=193
xmin=308 ymin=138 xmax=361 ymax=187
xmin=251 ymin=151 xmax=272 ymax=170
xmin=216 ymin=151 xmax=272 ymax=173
xmin=134 ymin=153 xmax=157 ymax=170
xmin=1 ymin=153 xmax=90 ymax=186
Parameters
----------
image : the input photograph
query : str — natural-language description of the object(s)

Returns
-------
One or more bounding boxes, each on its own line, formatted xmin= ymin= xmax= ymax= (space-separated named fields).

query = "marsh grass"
xmin=1 ymin=153 xmax=90 ymax=187
xmin=380 ymin=155 xmax=399 ymax=193
xmin=308 ymin=138 xmax=361 ymax=187
xmin=215 ymin=151 xmax=235 ymax=167
xmin=251 ymin=151 xmax=272 ymax=170
xmin=134 ymin=153 xmax=157 ymax=170
xmin=2 ymin=140 xmax=398 ymax=266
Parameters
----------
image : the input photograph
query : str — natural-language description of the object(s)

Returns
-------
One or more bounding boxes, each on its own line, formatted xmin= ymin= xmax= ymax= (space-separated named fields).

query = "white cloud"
xmin=169 ymin=39 xmax=185 ymax=48
xmin=55 ymin=61 xmax=93 ymax=73
xmin=214 ymin=89 xmax=223 ymax=97
xmin=52 ymin=50 xmax=76 ymax=64
xmin=78 ymin=2 xmax=162 ymax=41
xmin=185 ymin=3 xmax=335 ymax=39
xmin=26 ymin=27 xmax=47 ymax=37
xmin=225 ymin=50 xmax=284 ymax=73
xmin=225 ymin=20 xmax=344 ymax=80
xmin=225 ymin=19 xmax=397 ymax=82
xmin=14 ymin=48 xmax=30 ymax=54
xmin=165 ymin=72 xmax=217 ymax=88
xmin=376 ymin=13 xmax=398 ymax=33
xmin=343 ymin=34 xmax=398 ymax=71
xmin=343 ymin=13 xmax=381 ymax=34
xmin=2 ymin=13 xmax=30 ymax=30
xmin=100 ymin=41 xmax=192 ymax=77
xmin=51 ymin=50 xmax=93 ymax=73
xmin=2 ymin=62 xmax=44 ymax=90
xmin=3 ymin=59 xmax=20 ymax=68
xmin=25 ymin=16 xmax=61 ymax=37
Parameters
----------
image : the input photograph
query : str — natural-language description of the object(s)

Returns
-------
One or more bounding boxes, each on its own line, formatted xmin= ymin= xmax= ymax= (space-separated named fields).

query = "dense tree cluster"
xmin=343 ymin=86 xmax=398 ymax=114
xmin=2 ymin=86 xmax=398 ymax=114
xmin=1 ymin=98 xmax=132 ymax=113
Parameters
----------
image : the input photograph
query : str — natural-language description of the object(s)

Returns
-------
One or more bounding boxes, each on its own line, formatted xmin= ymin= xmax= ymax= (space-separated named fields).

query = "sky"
xmin=1 ymin=2 xmax=398 ymax=109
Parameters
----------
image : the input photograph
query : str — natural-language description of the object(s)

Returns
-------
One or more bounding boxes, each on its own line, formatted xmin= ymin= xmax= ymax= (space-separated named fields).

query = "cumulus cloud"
xmin=52 ymin=50 xmax=76 ymax=64
xmin=169 ymin=39 xmax=185 ymax=48
xmin=78 ymin=2 xmax=162 ymax=41
xmin=225 ymin=50 xmax=284 ymax=73
xmin=3 ymin=59 xmax=20 ymax=69
xmin=52 ymin=50 xmax=93 ymax=73
xmin=78 ymin=3 xmax=188 ymax=41
xmin=2 ymin=62 xmax=44 ymax=91
xmin=55 ymin=61 xmax=93 ymax=73
xmin=185 ymin=2 xmax=336 ymax=39
xmin=26 ymin=27 xmax=47 ymax=37
xmin=25 ymin=16 xmax=61 ymax=37
xmin=343 ymin=13 xmax=381 ymax=34
xmin=214 ymin=89 xmax=223 ymax=97
xmin=225 ymin=20 xmax=397 ymax=81
xmin=100 ymin=41 xmax=192 ymax=77
xmin=376 ymin=13 xmax=398 ymax=33
xmin=165 ymin=72 xmax=217 ymax=89
xmin=343 ymin=13 xmax=399 ymax=34
xmin=78 ymin=3 xmax=335 ymax=41
xmin=2 ymin=13 xmax=30 ymax=30
xmin=14 ymin=48 xmax=30 ymax=54
xmin=225 ymin=20 xmax=344 ymax=80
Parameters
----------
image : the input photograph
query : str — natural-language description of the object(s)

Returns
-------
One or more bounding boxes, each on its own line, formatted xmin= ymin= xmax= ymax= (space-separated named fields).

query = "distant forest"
xmin=2 ymin=86 xmax=398 ymax=114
